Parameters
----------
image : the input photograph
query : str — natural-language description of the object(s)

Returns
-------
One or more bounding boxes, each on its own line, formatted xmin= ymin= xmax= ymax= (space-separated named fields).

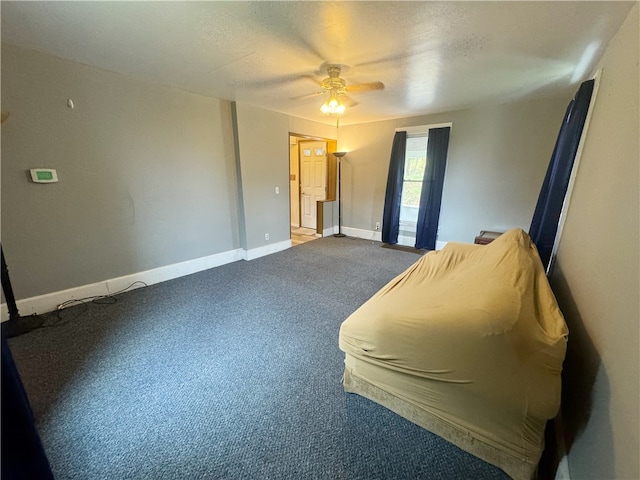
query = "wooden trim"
xmin=316 ymin=200 xmax=324 ymax=234
xmin=547 ymin=70 xmax=601 ymax=275
xmin=326 ymin=152 xmax=337 ymax=201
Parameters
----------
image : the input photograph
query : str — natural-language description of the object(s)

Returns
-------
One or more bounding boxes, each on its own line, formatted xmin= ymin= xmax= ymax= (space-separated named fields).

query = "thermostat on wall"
xmin=30 ymin=168 xmax=58 ymax=183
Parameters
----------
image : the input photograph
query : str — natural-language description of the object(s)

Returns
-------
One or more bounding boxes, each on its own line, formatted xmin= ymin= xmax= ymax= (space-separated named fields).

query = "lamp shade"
xmin=321 ymin=99 xmax=345 ymax=115
xmin=321 ymin=90 xmax=345 ymax=115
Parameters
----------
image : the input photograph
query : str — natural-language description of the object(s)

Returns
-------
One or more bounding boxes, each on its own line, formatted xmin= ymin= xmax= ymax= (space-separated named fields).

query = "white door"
xmin=300 ymin=141 xmax=327 ymax=229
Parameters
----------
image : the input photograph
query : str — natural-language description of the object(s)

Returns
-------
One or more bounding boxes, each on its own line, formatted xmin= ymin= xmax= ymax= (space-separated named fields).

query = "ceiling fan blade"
xmin=346 ymin=81 xmax=385 ymax=93
xmin=341 ymin=95 xmax=359 ymax=108
xmin=301 ymin=74 xmax=323 ymax=87
xmin=289 ymin=91 xmax=325 ymax=101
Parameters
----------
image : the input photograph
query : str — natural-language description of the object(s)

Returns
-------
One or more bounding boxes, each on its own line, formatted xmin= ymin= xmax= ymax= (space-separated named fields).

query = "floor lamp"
xmin=333 ymin=151 xmax=347 ymax=238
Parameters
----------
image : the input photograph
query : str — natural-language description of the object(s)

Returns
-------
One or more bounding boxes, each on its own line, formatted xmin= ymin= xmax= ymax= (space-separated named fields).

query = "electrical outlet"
xmin=275 ymin=187 xmax=280 ymax=194
xmin=265 ymin=233 xmax=270 ymax=241
xmin=375 ymin=222 xmax=380 ymax=231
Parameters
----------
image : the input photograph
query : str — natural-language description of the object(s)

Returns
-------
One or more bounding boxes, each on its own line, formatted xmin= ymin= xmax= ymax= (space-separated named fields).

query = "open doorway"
xmin=289 ymin=133 xmax=338 ymax=245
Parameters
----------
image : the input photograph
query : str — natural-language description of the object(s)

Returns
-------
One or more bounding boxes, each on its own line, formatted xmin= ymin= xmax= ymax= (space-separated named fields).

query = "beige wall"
xmin=288 ymin=116 xmax=337 ymax=141
xmin=233 ymin=103 xmax=290 ymax=249
xmin=1 ymin=44 xmax=240 ymax=299
xmin=0 ymin=42 xmax=340 ymax=302
xmin=336 ymin=96 xmax=568 ymax=244
xmin=549 ymin=4 xmax=639 ymax=479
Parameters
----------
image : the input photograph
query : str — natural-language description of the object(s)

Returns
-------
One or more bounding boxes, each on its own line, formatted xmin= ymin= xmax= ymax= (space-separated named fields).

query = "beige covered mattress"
xmin=338 ymin=228 xmax=568 ymax=480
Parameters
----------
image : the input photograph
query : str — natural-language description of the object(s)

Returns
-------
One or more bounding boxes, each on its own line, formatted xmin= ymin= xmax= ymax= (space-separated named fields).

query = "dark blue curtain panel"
xmin=1 ymin=334 xmax=54 ymax=480
xmin=415 ymin=127 xmax=451 ymax=250
xmin=529 ymin=79 xmax=595 ymax=270
xmin=382 ymin=130 xmax=407 ymax=244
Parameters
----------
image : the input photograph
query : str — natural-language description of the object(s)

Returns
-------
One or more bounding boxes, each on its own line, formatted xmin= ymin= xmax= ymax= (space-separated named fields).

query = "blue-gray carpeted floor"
xmin=8 ymin=237 xmax=510 ymax=479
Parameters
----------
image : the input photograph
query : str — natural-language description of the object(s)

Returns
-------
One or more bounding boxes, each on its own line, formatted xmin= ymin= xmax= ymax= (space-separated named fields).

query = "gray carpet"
xmin=8 ymin=236 xmax=509 ymax=480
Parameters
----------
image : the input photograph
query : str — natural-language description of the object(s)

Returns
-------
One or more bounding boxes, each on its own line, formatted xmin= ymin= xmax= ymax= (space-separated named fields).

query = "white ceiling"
xmin=1 ymin=1 xmax=634 ymax=126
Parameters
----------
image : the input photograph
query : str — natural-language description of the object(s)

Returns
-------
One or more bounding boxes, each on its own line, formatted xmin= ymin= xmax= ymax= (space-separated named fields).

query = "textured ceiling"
xmin=1 ymin=1 xmax=634 ymax=126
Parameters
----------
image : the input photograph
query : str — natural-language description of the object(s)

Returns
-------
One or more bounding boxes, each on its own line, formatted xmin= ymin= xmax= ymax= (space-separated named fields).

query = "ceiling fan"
xmin=293 ymin=64 xmax=384 ymax=115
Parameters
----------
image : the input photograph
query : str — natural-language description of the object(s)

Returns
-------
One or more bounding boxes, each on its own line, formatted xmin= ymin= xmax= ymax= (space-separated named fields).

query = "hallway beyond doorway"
xmin=291 ymin=227 xmax=320 ymax=246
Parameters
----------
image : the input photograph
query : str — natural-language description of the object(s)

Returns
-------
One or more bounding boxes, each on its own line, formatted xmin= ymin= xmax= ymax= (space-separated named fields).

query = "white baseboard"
xmin=341 ymin=227 xmax=448 ymax=251
xmin=242 ymin=239 xmax=291 ymax=261
xmin=341 ymin=227 xmax=382 ymax=242
xmin=323 ymin=226 xmax=338 ymax=237
xmin=1 ymin=247 xmax=252 ymax=321
xmin=1 ymin=233 xmax=439 ymax=321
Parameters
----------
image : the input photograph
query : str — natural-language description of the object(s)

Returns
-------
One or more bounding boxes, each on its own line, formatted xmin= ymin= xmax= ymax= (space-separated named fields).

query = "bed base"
xmin=343 ymin=364 xmax=538 ymax=480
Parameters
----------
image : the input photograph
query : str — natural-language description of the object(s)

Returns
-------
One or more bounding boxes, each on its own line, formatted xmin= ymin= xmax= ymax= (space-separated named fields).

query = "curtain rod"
xmin=395 ymin=122 xmax=453 ymax=134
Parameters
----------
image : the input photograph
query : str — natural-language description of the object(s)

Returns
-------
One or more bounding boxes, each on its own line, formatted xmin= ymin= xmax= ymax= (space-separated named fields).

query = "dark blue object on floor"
xmin=1 ymin=333 xmax=54 ymax=480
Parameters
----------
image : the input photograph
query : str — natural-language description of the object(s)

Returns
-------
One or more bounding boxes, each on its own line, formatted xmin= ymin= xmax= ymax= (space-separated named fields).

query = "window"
xmin=398 ymin=135 xmax=427 ymax=246
xmin=382 ymin=123 xmax=451 ymax=249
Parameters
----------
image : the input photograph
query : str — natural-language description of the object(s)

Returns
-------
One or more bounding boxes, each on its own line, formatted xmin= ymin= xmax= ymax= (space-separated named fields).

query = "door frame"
xmin=289 ymin=133 xmax=338 ymax=233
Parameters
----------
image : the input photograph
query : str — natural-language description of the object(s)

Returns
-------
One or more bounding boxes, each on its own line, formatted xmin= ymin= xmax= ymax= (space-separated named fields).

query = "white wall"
xmin=337 ymin=96 xmax=569 ymax=244
xmin=549 ymin=4 xmax=639 ymax=479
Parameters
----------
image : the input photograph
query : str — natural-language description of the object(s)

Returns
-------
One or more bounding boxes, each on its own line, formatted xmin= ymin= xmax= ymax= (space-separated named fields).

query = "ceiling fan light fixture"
xmin=320 ymin=91 xmax=345 ymax=115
